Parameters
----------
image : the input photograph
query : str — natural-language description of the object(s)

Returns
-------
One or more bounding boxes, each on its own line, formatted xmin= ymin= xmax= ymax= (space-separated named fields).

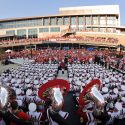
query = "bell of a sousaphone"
xmin=0 ymin=85 xmax=16 ymax=109
xmin=51 ymin=88 xmax=64 ymax=112
xmin=89 ymin=85 xmax=105 ymax=108
xmin=0 ymin=86 xmax=9 ymax=109
xmin=38 ymin=79 xmax=70 ymax=113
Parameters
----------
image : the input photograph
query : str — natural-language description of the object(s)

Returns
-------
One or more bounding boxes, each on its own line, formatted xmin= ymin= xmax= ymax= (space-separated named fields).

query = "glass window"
xmin=78 ymin=27 xmax=84 ymax=31
xmin=78 ymin=16 xmax=84 ymax=25
xmin=17 ymin=29 xmax=26 ymax=39
xmin=57 ymin=17 xmax=62 ymax=25
xmin=17 ymin=29 xmax=26 ymax=36
xmin=107 ymin=16 xmax=116 ymax=26
xmin=28 ymin=28 xmax=37 ymax=35
xmin=6 ymin=30 xmax=15 ymax=35
xmin=93 ymin=28 xmax=98 ymax=32
xmin=100 ymin=28 xmax=106 ymax=32
xmin=50 ymin=27 xmax=60 ymax=32
xmin=85 ymin=16 xmax=91 ymax=25
xmin=0 ymin=23 xmax=2 ymax=29
xmin=28 ymin=28 xmax=38 ymax=38
xmin=92 ymin=16 xmax=98 ymax=25
xmin=0 ymin=19 xmax=43 ymax=29
xmin=50 ymin=18 xmax=56 ymax=25
xmin=100 ymin=16 xmax=106 ymax=26
xmin=43 ymin=18 xmax=49 ymax=26
xmin=107 ymin=28 xmax=116 ymax=33
xmin=39 ymin=28 xmax=49 ymax=32
xmin=64 ymin=17 xmax=69 ymax=25
xmin=86 ymin=27 xmax=92 ymax=31
xmin=71 ymin=27 xmax=76 ymax=32
xmin=71 ymin=17 xmax=76 ymax=25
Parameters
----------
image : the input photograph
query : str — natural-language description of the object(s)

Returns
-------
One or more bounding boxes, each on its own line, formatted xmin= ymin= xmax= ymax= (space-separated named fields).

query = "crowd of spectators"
xmin=5 ymin=48 xmax=124 ymax=73
xmin=0 ymin=47 xmax=125 ymax=125
xmin=0 ymin=35 xmax=119 ymax=47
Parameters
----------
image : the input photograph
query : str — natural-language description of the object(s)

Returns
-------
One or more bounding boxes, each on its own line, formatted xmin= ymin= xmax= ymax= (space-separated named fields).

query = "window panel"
xmin=93 ymin=28 xmax=98 ymax=32
xmin=100 ymin=16 xmax=106 ymax=26
xmin=50 ymin=18 xmax=56 ymax=25
xmin=50 ymin=27 xmax=60 ymax=32
xmin=100 ymin=28 xmax=106 ymax=32
xmin=86 ymin=27 xmax=92 ymax=31
xmin=107 ymin=16 xmax=116 ymax=26
xmin=78 ymin=16 xmax=84 ymax=25
xmin=57 ymin=17 xmax=62 ymax=25
xmin=43 ymin=18 xmax=49 ymax=26
xmin=78 ymin=27 xmax=84 ymax=31
xmin=107 ymin=28 xmax=116 ymax=33
xmin=92 ymin=16 xmax=98 ymax=25
xmin=6 ymin=30 xmax=15 ymax=35
xmin=85 ymin=16 xmax=91 ymax=25
xmin=64 ymin=17 xmax=69 ymax=25
xmin=17 ymin=29 xmax=26 ymax=36
xmin=71 ymin=17 xmax=76 ymax=25
xmin=28 ymin=28 xmax=37 ymax=35
xmin=39 ymin=28 xmax=49 ymax=32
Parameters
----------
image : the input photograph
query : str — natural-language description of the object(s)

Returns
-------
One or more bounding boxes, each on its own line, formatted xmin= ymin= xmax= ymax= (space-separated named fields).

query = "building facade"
xmin=0 ymin=5 xmax=125 ymax=48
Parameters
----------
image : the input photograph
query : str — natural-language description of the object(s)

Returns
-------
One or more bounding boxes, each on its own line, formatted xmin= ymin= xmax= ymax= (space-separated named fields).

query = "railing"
xmin=0 ymin=36 xmax=119 ymax=48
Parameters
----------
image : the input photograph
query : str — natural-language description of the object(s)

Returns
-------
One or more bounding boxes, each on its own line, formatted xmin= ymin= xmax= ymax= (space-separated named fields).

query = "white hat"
xmin=35 ymin=85 xmax=39 ymax=89
xmin=25 ymin=78 xmax=30 ymax=83
xmin=113 ymin=88 xmax=118 ymax=94
xmin=6 ymin=83 xmax=10 ymax=86
xmin=105 ymin=78 xmax=109 ymax=83
xmin=28 ymin=103 xmax=37 ymax=112
xmin=15 ymin=84 xmax=19 ymax=87
xmin=34 ymin=80 xmax=39 ymax=85
xmin=17 ymin=79 xmax=21 ymax=84
xmin=115 ymin=102 xmax=122 ymax=111
xmin=27 ymin=84 xmax=32 ymax=88
xmin=121 ymin=97 xmax=125 ymax=103
xmin=102 ymin=87 xmax=108 ymax=93
xmin=119 ymin=78 xmax=122 ymax=82
xmin=16 ymin=89 xmax=21 ymax=95
xmin=26 ymin=89 xmax=32 ymax=96
xmin=121 ymin=85 xmax=125 ymax=91
xmin=11 ymin=78 xmax=16 ymax=84
xmin=17 ymin=100 xmax=23 ymax=106
xmin=25 ymin=73 xmax=29 ymax=76
xmin=109 ymin=103 xmax=114 ymax=108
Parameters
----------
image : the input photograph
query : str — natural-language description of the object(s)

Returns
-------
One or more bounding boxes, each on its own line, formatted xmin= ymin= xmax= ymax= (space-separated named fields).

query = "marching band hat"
xmin=105 ymin=78 xmax=109 ymax=83
xmin=109 ymin=102 xmax=114 ymax=108
xmin=102 ymin=87 xmax=108 ymax=93
xmin=26 ymin=89 xmax=32 ymax=96
xmin=16 ymin=100 xmax=23 ymax=106
xmin=121 ymin=97 xmax=125 ymax=103
xmin=115 ymin=102 xmax=122 ymax=111
xmin=113 ymin=88 xmax=118 ymax=94
xmin=28 ymin=103 xmax=37 ymax=112
xmin=121 ymin=85 xmax=125 ymax=91
xmin=16 ymin=89 xmax=21 ymax=95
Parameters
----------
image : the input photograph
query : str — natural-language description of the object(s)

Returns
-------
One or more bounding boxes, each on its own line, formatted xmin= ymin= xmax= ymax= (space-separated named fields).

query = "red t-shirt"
xmin=10 ymin=111 xmax=30 ymax=125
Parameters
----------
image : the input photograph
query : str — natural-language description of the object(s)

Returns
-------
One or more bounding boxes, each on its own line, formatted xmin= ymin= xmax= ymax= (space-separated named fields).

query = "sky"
xmin=0 ymin=0 xmax=125 ymax=26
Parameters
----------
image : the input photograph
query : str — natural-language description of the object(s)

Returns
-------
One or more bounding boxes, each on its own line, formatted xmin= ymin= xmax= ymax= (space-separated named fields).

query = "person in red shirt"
xmin=10 ymin=101 xmax=30 ymax=125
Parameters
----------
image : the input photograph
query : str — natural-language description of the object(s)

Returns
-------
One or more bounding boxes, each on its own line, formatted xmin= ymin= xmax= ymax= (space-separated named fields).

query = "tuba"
xmin=0 ymin=85 xmax=16 ymax=109
xmin=38 ymin=79 xmax=70 ymax=113
xmin=78 ymin=79 xmax=105 ymax=114
xmin=0 ymin=85 xmax=32 ymax=125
